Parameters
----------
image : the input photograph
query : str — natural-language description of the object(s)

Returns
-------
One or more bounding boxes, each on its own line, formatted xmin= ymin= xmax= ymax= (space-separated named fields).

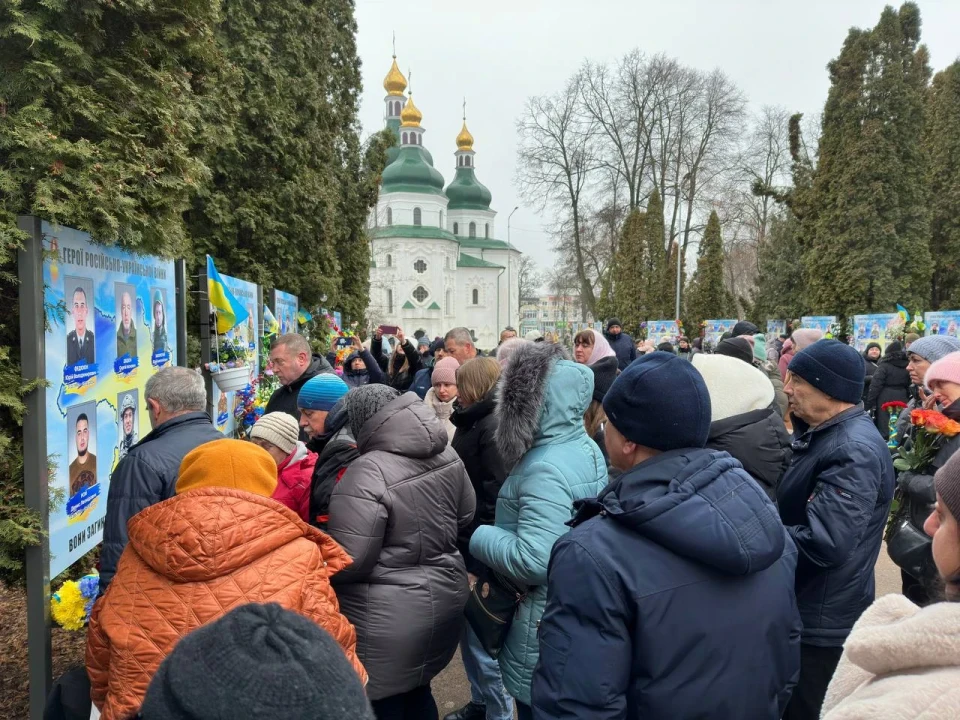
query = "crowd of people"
xmin=50 ymin=320 xmax=960 ymax=720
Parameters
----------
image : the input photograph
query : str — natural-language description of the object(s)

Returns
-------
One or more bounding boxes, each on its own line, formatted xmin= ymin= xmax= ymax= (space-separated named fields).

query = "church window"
xmin=445 ymin=289 xmax=452 ymax=315
xmin=472 ymin=288 xmax=479 ymax=305
xmin=440 ymin=210 xmax=444 ymax=228
xmin=458 ymin=156 xmax=463 ymax=167
xmin=469 ymin=222 xmax=477 ymax=238
xmin=413 ymin=207 xmax=422 ymax=226
xmin=453 ymin=222 xmax=459 ymax=235
xmin=465 ymin=156 xmax=471 ymax=167
xmin=413 ymin=286 xmax=429 ymax=303
xmin=387 ymin=289 xmax=393 ymax=313
xmin=386 ymin=207 xmax=393 ymax=226
xmin=485 ymin=224 xmax=490 ymax=238
xmin=414 ymin=259 xmax=427 ymax=273
xmin=386 ymin=254 xmax=392 ymax=267
xmin=402 ymin=132 xmax=408 ymax=144
xmin=445 ymin=256 xmax=450 ymax=270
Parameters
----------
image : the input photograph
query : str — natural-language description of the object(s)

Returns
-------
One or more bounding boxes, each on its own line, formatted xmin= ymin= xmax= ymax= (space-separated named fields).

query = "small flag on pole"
xmin=206 ymin=256 xmax=249 ymax=334
xmin=263 ymin=305 xmax=280 ymax=336
xmin=297 ymin=308 xmax=313 ymax=325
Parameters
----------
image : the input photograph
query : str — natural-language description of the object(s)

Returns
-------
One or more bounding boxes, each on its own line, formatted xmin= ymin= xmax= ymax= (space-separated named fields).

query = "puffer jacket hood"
xmin=594 ymin=448 xmax=786 ymax=575
xmin=708 ymin=407 xmax=792 ymax=501
xmin=129 ymin=488 xmax=349 ymax=583
xmin=87 ymin=488 xmax=363 ymax=720
xmin=495 ymin=342 xmax=592 ymax=467
xmin=357 ymin=392 xmax=446 ymax=458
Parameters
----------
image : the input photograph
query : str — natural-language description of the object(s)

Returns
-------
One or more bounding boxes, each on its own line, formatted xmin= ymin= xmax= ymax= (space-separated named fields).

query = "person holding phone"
xmin=371 ymin=326 xmax=422 ymax=393
xmin=343 ymin=336 xmax=387 ymax=389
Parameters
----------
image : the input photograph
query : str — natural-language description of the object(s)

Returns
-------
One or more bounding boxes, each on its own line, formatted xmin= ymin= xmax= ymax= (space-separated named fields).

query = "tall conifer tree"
xmin=685 ymin=210 xmax=732 ymax=325
xmin=611 ymin=209 xmax=646 ymax=334
xmin=803 ymin=3 xmax=931 ymax=315
xmin=926 ymin=61 xmax=960 ymax=309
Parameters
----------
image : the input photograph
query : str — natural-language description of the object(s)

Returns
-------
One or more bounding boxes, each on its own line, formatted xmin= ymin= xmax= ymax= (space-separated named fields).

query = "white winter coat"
xmin=424 ymin=387 xmax=456 ymax=447
xmin=822 ymin=592 xmax=960 ymax=718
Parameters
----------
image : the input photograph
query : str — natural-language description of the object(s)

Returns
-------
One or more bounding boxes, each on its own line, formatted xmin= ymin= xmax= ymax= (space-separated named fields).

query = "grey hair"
xmin=271 ymin=333 xmax=311 ymax=356
xmin=444 ymin=327 xmax=474 ymax=347
xmin=145 ymin=367 xmax=206 ymax=413
xmin=496 ymin=337 xmax=529 ymax=367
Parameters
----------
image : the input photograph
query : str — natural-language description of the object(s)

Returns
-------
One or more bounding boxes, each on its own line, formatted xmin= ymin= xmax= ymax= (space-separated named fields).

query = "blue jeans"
xmin=460 ymin=623 xmax=513 ymax=720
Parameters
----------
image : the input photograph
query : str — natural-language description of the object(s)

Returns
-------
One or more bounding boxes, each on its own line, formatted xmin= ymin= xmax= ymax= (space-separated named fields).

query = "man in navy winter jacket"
xmin=603 ymin=318 xmax=637 ymax=371
xmin=777 ymin=339 xmax=894 ymax=720
xmin=531 ymin=352 xmax=802 ymax=720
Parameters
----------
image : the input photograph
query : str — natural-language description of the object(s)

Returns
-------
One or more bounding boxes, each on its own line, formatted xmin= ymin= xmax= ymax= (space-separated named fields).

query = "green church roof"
xmin=457 ymin=236 xmax=518 ymax=251
xmin=445 ymin=167 xmax=492 ymax=211
xmin=402 ymin=300 xmax=415 ymax=309
xmin=427 ymin=301 xmax=441 ymax=310
xmin=457 ymin=253 xmax=503 ymax=269
xmin=372 ymin=224 xmax=457 ymax=242
xmin=381 ymin=145 xmax=445 ymax=196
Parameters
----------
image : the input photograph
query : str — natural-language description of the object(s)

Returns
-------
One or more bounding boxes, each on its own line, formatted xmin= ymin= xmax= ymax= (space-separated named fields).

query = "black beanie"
xmin=603 ymin=352 xmax=711 ymax=451
xmin=590 ymin=358 xmax=617 ymax=403
xmin=606 ymin=318 xmax=622 ymax=332
xmin=715 ymin=337 xmax=754 ymax=365
xmin=140 ymin=603 xmax=374 ymax=720
xmin=788 ymin=339 xmax=864 ymax=404
xmin=732 ymin=320 xmax=759 ymax=337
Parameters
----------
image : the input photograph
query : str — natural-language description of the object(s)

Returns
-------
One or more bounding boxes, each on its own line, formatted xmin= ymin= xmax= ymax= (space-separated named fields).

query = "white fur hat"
xmin=691 ymin=353 xmax=774 ymax=423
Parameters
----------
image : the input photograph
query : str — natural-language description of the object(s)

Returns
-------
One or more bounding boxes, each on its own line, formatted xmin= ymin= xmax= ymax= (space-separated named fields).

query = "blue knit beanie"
xmin=907 ymin=335 xmax=960 ymax=364
xmin=602 ymin=352 xmax=711 ymax=451
xmin=788 ymin=339 xmax=864 ymax=404
xmin=297 ymin=373 xmax=348 ymax=411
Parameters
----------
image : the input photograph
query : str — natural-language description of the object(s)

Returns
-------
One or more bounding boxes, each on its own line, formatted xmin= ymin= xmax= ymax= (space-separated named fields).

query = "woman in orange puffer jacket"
xmin=85 ymin=438 xmax=364 ymax=720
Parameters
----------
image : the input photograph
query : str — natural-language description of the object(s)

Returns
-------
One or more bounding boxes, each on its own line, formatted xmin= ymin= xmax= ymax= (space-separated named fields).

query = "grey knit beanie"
xmin=347 ymin=384 xmax=400 ymax=439
xmin=139 ymin=603 xmax=374 ymax=720
xmin=250 ymin=412 xmax=300 ymax=455
xmin=907 ymin=335 xmax=960 ymax=364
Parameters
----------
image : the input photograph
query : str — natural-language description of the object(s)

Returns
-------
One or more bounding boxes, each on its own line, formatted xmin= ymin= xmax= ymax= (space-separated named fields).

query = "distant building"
xmin=366 ymin=56 xmax=521 ymax=349
xmin=520 ymin=294 xmax=597 ymax=338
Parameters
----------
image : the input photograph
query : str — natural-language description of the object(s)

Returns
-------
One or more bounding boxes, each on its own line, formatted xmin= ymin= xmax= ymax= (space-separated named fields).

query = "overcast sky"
xmin=354 ymin=0 xmax=960 ymax=271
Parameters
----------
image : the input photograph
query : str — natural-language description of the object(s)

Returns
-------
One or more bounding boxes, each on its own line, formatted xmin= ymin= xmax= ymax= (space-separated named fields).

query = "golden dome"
xmin=456 ymin=121 xmax=474 ymax=152
xmin=383 ymin=57 xmax=407 ymax=96
xmin=400 ymin=93 xmax=423 ymax=128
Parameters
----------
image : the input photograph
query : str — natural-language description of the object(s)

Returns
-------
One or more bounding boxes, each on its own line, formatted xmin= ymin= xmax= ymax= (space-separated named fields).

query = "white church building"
xmin=366 ymin=56 xmax=521 ymax=350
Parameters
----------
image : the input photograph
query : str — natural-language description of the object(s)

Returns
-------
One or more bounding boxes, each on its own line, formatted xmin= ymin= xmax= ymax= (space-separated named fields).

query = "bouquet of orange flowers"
xmin=893 ymin=409 xmax=960 ymax=472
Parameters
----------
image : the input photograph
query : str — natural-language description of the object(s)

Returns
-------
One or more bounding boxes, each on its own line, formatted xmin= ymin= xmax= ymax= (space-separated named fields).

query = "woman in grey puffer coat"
xmin=327 ymin=385 xmax=476 ymax=719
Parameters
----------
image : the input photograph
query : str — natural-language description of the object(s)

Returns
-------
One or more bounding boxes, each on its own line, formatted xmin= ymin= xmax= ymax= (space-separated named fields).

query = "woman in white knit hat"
xmin=250 ymin=411 xmax=317 ymax=522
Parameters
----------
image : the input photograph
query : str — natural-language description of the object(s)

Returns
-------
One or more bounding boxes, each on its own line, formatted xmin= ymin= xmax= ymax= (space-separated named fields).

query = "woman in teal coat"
xmin=470 ymin=342 xmax=607 ymax=718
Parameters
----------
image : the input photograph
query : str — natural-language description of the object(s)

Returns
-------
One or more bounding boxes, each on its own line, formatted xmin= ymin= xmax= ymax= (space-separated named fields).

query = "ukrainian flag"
xmin=206 ymin=256 xmax=249 ymax=333
xmin=297 ymin=308 xmax=313 ymax=325
xmin=263 ymin=304 xmax=280 ymax=336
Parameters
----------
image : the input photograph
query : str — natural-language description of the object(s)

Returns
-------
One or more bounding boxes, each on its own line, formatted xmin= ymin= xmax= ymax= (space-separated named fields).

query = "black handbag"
xmin=464 ymin=567 xmax=528 ymax=659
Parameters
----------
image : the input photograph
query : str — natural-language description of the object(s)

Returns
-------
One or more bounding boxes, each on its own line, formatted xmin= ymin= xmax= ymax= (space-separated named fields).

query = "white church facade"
xmin=366 ymin=56 xmax=521 ymax=350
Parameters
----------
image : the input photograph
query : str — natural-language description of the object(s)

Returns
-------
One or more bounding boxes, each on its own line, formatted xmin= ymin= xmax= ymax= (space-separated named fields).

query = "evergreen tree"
xmin=186 ymin=0 xmax=389 ymax=316
xmin=642 ymin=188 xmax=672 ymax=318
xmin=0 ymin=0 xmax=224 ymax=583
xmin=753 ymin=213 xmax=807 ymax=321
xmin=925 ymin=61 xmax=960 ymax=309
xmin=611 ymin=209 xmax=646 ymax=334
xmin=685 ymin=210 xmax=732 ymax=326
xmin=803 ymin=3 xmax=932 ymax=316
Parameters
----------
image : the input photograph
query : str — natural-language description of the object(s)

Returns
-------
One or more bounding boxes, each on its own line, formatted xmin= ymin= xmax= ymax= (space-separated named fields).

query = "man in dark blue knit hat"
xmin=531 ymin=352 xmax=801 ymax=720
xmin=777 ymin=339 xmax=895 ymax=720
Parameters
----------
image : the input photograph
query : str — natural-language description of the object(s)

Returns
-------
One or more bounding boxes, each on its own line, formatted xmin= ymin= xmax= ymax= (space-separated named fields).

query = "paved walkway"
xmin=432 ymin=545 xmax=905 ymax=715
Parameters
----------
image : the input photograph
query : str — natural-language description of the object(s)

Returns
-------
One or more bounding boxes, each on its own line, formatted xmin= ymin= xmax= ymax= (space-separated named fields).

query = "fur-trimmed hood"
xmin=495 ymin=342 xmax=593 ymax=467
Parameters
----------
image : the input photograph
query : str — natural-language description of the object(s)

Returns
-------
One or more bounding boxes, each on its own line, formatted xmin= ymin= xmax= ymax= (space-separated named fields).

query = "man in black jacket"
xmin=265 ymin=333 xmax=333 ymax=432
xmin=603 ymin=318 xmax=637 ymax=371
xmin=99 ymin=367 xmax=222 ymax=593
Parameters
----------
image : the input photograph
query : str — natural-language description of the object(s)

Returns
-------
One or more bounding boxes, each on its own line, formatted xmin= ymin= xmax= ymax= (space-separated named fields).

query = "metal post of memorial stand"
xmin=198 ymin=262 xmax=213 ymax=420
xmin=175 ymin=259 xmax=188 ymax=367
xmin=17 ymin=215 xmax=52 ymax=720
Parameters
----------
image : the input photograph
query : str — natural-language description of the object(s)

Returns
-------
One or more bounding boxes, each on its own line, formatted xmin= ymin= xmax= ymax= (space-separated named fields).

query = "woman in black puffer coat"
xmin=448 ymin=356 xmax=513 ymax=720
xmin=887 ymin=353 xmax=960 ymax=605
xmin=861 ymin=342 xmax=881 ymax=404
xmin=866 ymin=341 xmax=911 ymax=435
